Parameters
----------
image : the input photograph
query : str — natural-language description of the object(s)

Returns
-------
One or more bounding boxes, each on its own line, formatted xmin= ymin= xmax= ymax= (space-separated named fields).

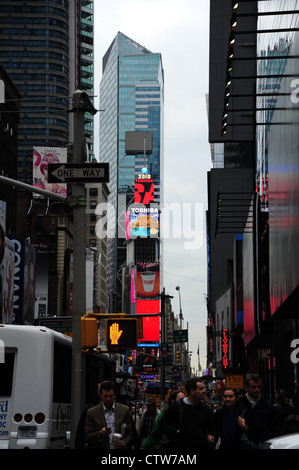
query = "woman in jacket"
xmin=214 ymin=387 xmax=261 ymax=449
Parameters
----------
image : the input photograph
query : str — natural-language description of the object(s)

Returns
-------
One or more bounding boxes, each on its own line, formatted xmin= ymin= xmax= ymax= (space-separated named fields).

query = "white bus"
xmin=0 ymin=324 xmax=72 ymax=449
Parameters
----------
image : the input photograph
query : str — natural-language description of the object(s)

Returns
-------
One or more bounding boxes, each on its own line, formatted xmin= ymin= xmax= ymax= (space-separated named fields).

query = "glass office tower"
xmin=99 ymin=32 xmax=164 ymax=311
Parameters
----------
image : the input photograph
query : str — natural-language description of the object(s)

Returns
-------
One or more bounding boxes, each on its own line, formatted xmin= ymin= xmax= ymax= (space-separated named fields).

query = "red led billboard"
xmin=136 ymin=299 xmax=160 ymax=342
xmin=134 ymin=179 xmax=154 ymax=205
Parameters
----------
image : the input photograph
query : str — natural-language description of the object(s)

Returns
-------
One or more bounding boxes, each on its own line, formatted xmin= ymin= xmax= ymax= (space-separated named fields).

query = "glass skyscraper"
xmin=99 ymin=32 xmax=164 ymax=311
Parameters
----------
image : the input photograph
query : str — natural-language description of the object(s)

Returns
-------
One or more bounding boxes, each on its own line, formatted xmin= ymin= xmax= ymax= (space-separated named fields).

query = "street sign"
xmin=47 ymin=162 xmax=109 ymax=183
xmin=38 ymin=316 xmax=72 ymax=336
xmin=173 ymin=329 xmax=188 ymax=343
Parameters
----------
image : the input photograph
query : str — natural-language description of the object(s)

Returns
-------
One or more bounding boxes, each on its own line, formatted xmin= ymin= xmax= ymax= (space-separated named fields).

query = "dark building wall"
xmin=209 ymin=0 xmax=257 ymax=143
xmin=207 ymin=167 xmax=254 ymax=319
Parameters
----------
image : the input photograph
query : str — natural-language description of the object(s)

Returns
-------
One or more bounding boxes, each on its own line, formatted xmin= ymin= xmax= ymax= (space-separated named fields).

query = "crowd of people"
xmin=75 ymin=376 xmax=299 ymax=450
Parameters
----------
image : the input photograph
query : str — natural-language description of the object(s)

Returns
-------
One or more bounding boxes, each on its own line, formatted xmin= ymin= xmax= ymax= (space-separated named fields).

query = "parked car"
xmin=263 ymin=433 xmax=299 ymax=449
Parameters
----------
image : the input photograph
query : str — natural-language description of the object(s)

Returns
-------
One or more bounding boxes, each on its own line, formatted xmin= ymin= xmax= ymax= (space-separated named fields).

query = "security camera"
xmin=72 ymin=89 xmax=97 ymax=115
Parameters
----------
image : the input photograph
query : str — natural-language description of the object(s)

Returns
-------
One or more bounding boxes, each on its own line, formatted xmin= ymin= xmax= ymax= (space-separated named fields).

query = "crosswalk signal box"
xmin=106 ymin=318 xmax=137 ymax=350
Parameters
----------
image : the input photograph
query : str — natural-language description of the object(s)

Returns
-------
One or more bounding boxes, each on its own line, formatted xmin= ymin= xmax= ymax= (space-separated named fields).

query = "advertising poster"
xmin=1 ymin=238 xmax=14 ymax=324
xmin=11 ymin=239 xmax=26 ymax=325
xmin=137 ymin=262 xmax=160 ymax=298
xmin=137 ymin=346 xmax=158 ymax=373
xmin=33 ymin=146 xmax=67 ymax=197
xmin=128 ymin=206 xmax=159 ymax=238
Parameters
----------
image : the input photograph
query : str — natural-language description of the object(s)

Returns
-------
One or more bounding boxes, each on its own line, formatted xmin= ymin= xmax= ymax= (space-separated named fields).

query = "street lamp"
xmin=175 ymin=286 xmax=184 ymax=328
xmin=176 ymin=286 xmax=185 ymax=384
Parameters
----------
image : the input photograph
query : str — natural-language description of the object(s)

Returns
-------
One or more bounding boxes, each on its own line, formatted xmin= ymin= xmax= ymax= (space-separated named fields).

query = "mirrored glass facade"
xmin=256 ymin=1 xmax=299 ymax=314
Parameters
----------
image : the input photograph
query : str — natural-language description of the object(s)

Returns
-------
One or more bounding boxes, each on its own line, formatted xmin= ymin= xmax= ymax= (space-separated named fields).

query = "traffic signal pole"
xmin=69 ymin=90 xmax=97 ymax=448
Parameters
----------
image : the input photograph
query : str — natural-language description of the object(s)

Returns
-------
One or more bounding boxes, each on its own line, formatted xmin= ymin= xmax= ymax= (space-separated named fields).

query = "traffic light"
xmin=106 ymin=318 xmax=137 ymax=350
xmin=176 ymin=350 xmax=180 ymax=363
xmin=127 ymin=355 xmax=133 ymax=367
xmin=81 ymin=316 xmax=98 ymax=349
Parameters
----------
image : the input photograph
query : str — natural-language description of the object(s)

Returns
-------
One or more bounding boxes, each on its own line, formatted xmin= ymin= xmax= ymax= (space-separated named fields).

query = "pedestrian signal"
xmin=106 ymin=318 xmax=137 ymax=350
xmin=81 ymin=316 xmax=98 ymax=349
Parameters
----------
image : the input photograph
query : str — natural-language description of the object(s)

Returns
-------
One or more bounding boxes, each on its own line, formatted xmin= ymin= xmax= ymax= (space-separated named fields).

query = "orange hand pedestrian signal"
xmin=106 ymin=318 xmax=137 ymax=350
xmin=109 ymin=322 xmax=123 ymax=345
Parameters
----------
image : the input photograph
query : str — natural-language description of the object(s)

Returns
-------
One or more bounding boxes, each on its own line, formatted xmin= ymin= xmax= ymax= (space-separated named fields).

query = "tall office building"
xmin=0 ymin=0 xmax=94 ymax=185
xmin=99 ymin=32 xmax=164 ymax=315
xmin=0 ymin=1 xmax=95 ymax=319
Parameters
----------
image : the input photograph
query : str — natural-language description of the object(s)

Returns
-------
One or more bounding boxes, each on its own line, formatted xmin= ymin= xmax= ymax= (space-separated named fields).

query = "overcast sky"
xmin=93 ymin=0 xmax=212 ymax=373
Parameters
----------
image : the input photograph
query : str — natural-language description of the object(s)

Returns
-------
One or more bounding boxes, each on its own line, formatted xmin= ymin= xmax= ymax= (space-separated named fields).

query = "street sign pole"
xmin=69 ymin=90 xmax=97 ymax=448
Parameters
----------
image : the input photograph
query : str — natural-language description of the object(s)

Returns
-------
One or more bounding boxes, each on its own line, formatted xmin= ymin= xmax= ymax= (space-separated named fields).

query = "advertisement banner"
xmin=136 ymin=299 xmax=160 ymax=342
xmin=33 ymin=146 xmax=67 ymax=197
xmin=137 ymin=263 xmax=160 ymax=298
xmin=1 ymin=238 xmax=14 ymax=324
xmin=128 ymin=206 xmax=159 ymax=238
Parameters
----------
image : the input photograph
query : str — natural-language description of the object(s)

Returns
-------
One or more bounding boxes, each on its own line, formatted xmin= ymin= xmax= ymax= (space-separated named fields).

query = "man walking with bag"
xmin=160 ymin=378 xmax=216 ymax=451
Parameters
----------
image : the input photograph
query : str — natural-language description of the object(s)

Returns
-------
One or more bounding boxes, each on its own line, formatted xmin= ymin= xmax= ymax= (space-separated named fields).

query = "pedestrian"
xmin=214 ymin=387 xmax=260 ymax=449
xmin=238 ymin=375 xmax=280 ymax=444
xmin=141 ymin=390 xmax=185 ymax=449
xmin=274 ymin=390 xmax=293 ymax=434
xmin=159 ymin=377 xmax=216 ymax=451
xmin=281 ymin=386 xmax=299 ymax=435
xmin=84 ymin=380 xmax=134 ymax=449
xmin=138 ymin=397 xmax=160 ymax=445
xmin=75 ymin=382 xmax=101 ymax=449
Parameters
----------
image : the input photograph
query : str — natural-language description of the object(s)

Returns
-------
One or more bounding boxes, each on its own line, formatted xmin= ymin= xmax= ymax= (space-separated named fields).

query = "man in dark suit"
xmin=85 ymin=381 xmax=134 ymax=449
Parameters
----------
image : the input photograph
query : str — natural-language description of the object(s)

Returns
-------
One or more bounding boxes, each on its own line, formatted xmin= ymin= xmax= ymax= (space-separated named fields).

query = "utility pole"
xmin=69 ymin=90 xmax=97 ymax=448
xmin=160 ymin=289 xmax=173 ymax=408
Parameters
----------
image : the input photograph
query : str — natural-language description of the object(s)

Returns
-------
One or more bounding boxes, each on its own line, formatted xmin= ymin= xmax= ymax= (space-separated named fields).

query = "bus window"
xmin=53 ymin=342 xmax=72 ymax=404
xmin=0 ymin=353 xmax=15 ymax=397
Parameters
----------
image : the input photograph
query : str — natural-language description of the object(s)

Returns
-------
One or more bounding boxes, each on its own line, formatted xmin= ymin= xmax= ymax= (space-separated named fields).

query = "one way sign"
xmin=47 ymin=163 xmax=109 ymax=183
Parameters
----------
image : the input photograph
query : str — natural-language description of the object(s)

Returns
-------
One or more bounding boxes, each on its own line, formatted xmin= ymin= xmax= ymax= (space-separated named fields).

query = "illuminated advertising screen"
xmin=137 ymin=263 xmax=160 ymax=298
xmin=136 ymin=299 xmax=160 ymax=342
xmin=134 ymin=179 xmax=154 ymax=205
xmin=136 ymin=346 xmax=158 ymax=373
xmin=129 ymin=206 xmax=159 ymax=238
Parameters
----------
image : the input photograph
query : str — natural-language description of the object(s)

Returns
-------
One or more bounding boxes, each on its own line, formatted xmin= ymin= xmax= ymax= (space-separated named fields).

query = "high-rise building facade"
xmin=208 ymin=0 xmax=299 ymax=398
xmin=0 ymin=1 xmax=96 ymax=320
xmin=0 ymin=0 xmax=94 ymax=184
xmin=99 ymin=32 xmax=164 ymax=313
